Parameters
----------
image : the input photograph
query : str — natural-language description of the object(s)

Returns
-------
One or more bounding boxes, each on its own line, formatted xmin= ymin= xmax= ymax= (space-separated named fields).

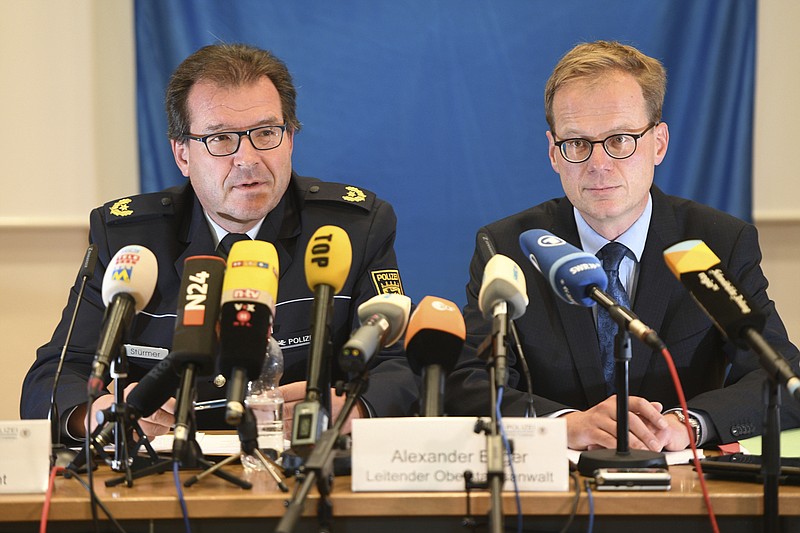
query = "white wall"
xmin=0 ymin=0 xmax=798 ymax=422
xmin=0 ymin=1 xmax=137 ymax=421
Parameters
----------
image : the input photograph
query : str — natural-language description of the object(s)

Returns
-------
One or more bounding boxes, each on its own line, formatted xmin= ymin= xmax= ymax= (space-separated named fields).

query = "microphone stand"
xmin=744 ymin=328 xmax=788 ymax=533
xmin=467 ymin=302 xmax=509 ymax=533
xmin=290 ymin=282 xmax=334 ymax=460
xmin=105 ymin=367 xmax=251 ymax=490
xmin=51 ymin=244 xmax=97 ymax=469
xmin=276 ymin=374 xmax=368 ymax=533
xmin=762 ymin=378 xmax=781 ymax=533
xmin=184 ymin=407 xmax=287 ymax=492
xmin=577 ymin=313 xmax=667 ymax=476
xmin=68 ymin=345 xmax=163 ymax=486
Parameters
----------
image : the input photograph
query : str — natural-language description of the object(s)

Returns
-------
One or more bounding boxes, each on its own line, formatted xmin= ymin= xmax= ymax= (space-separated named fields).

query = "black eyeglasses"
xmin=184 ymin=124 xmax=287 ymax=157
xmin=553 ymin=122 xmax=658 ymax=164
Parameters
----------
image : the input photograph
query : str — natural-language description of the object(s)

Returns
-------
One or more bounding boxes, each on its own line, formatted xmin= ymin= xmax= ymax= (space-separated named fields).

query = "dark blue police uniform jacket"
xmin=21 ymin=173 xmax=417 ymax=440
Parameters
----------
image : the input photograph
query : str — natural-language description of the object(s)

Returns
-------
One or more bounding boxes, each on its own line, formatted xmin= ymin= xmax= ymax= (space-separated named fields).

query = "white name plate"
xmin=351 ymin=417 xmax=568 ymax=492
xmin=0 ymin=420 xmax=50 ymax=493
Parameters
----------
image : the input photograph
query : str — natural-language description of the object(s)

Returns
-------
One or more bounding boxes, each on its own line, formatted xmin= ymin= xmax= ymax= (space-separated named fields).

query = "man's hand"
xmin=67 ymin=382 xmax=176 ymax=441
xmin=281 ymin=381 xmax=366 ymax=437
xmin=657 ymin=412 xmax=693 ymax=451
xmin=563 ymin=395 xmax=669 ymax=451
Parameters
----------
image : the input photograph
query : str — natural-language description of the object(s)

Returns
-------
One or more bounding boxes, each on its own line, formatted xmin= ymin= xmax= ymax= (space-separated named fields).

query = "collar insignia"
xmin=110 ymin=198 xmax=133 ymax=217
xmin=342 ymin=186 xmax=366 ymax=203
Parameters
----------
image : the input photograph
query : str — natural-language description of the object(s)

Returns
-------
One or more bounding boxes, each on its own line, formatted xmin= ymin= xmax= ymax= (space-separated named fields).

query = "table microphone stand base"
xmin=578 ymin=448 xmax=666 ymax=477
xmin=52 ymin=445 xmax=79 ymax=470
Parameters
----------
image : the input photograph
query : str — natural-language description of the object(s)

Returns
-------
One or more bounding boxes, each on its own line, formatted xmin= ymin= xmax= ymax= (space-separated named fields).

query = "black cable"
xmin=84 ymin=398 xmax=100 ymax=532
xmin=509 ymin=322 xmax=536 ymax=417
xmin=558 ymin=469 xmax=582 ymax=533
xmin=66 ymin=469 xmax=128 ymax=533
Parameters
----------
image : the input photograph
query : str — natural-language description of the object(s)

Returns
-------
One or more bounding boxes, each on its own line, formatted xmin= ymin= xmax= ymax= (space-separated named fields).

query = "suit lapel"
xmin=628 ymin=187 xmax=681 ymax=394
xmin=258 ymin=176 xmax=302 ymax=282
xmin=550 ymin=203 xmax=610 ymax=405
xmin=174 ymin=191 xmax=216 ymax=280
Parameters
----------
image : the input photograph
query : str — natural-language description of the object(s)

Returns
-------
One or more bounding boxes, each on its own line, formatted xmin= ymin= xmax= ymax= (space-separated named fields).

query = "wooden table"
xmin=4 ymin=461 xmax=800 ymax=532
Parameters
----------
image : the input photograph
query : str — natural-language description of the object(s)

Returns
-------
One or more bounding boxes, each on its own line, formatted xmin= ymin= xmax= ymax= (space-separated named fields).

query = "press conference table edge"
xmin=4 ymin=462 xmax=800 ymax=523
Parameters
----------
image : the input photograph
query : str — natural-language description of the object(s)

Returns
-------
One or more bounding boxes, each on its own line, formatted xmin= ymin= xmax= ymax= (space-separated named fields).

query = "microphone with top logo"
xmin=663 ymin=239 xmax=800 ymax=401
xmin=88 ymin=245 xmax=158 ymax=398
xmin=291 ymin=225 xmax=352 ymax=456
xmin=171 ymin=255 xmax=227 ymax=459
xmin=340 ymin=293 xmax=412 ymax=374
xmin=519 ymin=229 xmax=664 ymax=351
xmin=405 ymin=296 xmax=466 ymax=417
xmin=219 ymin=240 xmax=279 ymax=427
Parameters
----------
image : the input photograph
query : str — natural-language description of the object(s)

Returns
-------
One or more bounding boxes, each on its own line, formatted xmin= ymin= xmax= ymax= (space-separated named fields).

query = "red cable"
xmin=40 ymin=465 xmax=64 ymax=533
xmin=661 ymin=346 xmax=720 ymax=533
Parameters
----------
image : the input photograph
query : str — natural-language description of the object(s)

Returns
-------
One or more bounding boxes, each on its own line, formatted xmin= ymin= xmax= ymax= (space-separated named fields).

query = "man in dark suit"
xmin=446 ymin=41 xmax=800 ymax=451
xmin=21 ymin=43 xmax=416 ymax=444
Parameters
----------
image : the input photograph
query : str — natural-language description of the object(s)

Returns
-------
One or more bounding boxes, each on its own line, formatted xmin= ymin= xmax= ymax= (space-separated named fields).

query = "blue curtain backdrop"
xmin=134 ymin=0 xmax=756 ymax=307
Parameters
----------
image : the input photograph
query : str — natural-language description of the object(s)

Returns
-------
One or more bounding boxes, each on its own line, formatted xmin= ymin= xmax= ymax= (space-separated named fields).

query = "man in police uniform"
xmin=20 ymin=43 xmax=416 ymax=443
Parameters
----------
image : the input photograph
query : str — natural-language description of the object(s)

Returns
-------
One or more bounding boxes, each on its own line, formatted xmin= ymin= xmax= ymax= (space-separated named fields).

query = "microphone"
xmin=50 ymin=244 xmax=98 ymax=464
xmin=126 ymin=354 xmax=180 ymax=419
xmin=340 ymin=293 xmax=412 ymax=374
xmin=474 ymin=231 xmax=536 ymax=416
xmin=405 ymin=296 xmax=466 ymax=416
xmin=66 ymin=350 xmax=182 ymax=473
xmin=219 ymin=240 xmax=279 ymax=427
xmin=478 ymin=254 xmax=529 ymax=389
xmin=478 ymin=254 xmax=529 ymax=320
xmin=291 ymin=225 xmax=352 ymax=455
xmin=664 ymin=240 xmax=800 ymax=401
xmin=171 ymin=255 xmax=226 ymax=458
xmin=88 ymin=245 xmax=158 ymax=397
xmin=519 ymin=229 xmax=664 ymax=351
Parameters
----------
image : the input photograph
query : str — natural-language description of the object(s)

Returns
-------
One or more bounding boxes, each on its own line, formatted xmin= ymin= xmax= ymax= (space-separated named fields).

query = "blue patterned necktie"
xmin=596 ymin=242 xmax=631 ymax=395
xmin=217 ymin=233 xmax=251 ymax=259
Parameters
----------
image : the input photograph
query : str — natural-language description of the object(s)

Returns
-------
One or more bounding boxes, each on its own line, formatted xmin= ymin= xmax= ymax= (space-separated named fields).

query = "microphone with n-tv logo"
xmin=405 ymin=296 xmax=466 ymax=417
xmin=520 ymin=229 xmax=664 ymax=351
xmin=88 ymin=245 xmax=158 ymax=397
xmin=219 ymin=240 xmax=279 ymax=427
xmin=664 ymin=239 xmax=800 ymax=401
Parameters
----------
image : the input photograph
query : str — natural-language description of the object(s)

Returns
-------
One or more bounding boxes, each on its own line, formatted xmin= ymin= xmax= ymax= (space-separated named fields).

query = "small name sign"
xmin=0 ymin=420 xmax=50 ymax=493
xmin=351 ymin=417 xmax=567 ymax=492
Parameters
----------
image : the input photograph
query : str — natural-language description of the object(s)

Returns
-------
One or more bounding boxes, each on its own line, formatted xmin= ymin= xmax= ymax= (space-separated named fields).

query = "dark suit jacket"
xmin=446 ymin=186 xmax=800 ymax=444
xmin=21 ymin=173 xmax=418 ymax=441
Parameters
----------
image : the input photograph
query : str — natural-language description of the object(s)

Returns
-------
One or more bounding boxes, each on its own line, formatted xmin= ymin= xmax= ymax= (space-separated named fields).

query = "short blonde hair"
xmin=544 ymin=41 xmax=666 ymax=131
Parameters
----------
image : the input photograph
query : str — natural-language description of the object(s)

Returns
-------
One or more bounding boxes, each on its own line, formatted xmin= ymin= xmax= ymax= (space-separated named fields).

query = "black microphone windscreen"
xmin=218 ymin=301 xmax=272 ymax=380
xmin=406 ymin=330 xmax=464 ymax=376
xmin=126 ymin=355 xmax=180 ymax=418
xmin=171 ymin=256 xmax=226 ymax=374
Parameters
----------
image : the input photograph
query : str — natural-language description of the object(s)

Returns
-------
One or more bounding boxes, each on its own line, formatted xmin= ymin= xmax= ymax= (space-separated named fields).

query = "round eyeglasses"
xmin=553 ymin=122 xmax=658 ymax=164
xmin=184 ymin=124 xmax=287 ymax=157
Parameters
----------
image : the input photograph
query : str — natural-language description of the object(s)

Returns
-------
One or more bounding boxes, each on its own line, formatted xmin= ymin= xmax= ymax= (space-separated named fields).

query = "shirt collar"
xmin=574 ymin=193 xmax=652 ymax=260
xmin=203 ymin=213 xmax=265 ymax=248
